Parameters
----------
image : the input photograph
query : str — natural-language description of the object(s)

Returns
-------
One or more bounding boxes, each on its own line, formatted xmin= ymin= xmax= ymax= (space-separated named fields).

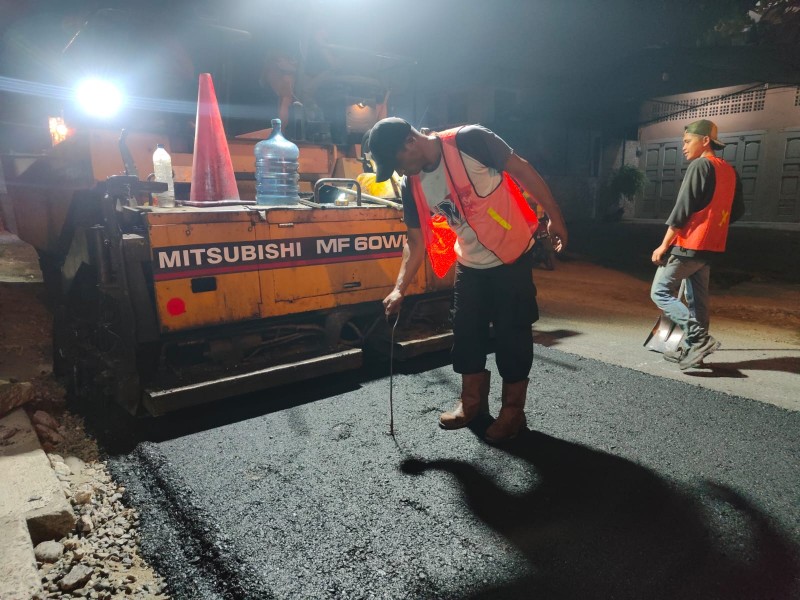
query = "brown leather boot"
xmin=438 ymin=370 xmax=491 ymax=430
xmin=485 ymin=379 xmax=529 ymax=443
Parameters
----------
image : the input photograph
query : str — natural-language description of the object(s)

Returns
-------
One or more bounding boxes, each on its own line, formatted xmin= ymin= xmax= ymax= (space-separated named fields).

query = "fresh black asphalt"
xmin=106 ymin=345 xmax=800 ymax=600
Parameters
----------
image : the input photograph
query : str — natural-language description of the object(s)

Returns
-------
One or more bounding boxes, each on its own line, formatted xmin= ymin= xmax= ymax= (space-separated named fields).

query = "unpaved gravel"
xmin=24 ymin=391 xmax=171 ymax=599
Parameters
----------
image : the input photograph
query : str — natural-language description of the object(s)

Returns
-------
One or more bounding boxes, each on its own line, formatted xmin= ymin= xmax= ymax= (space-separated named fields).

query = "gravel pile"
xmin=27 ymin=404 xmax=171 ymax=599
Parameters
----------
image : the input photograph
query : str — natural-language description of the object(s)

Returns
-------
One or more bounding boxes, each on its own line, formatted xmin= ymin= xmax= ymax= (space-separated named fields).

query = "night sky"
xmin=0 ymin=0 xmax=796 ymax=150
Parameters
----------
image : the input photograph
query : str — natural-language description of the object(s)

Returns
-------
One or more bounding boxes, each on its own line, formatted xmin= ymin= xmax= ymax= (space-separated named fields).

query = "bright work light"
xmin=74 ymin=78 xmax=124 ymax=118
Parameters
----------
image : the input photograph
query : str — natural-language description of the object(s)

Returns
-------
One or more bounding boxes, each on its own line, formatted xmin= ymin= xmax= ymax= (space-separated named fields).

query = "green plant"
xmin=610 ymin=164 xmax=648 ymax=200
xmin=598 ymin=165 xmax=648 ymax=221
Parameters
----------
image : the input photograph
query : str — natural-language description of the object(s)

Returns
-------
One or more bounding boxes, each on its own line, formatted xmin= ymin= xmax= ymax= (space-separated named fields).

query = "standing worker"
xmin=650 ymin=119 xmax=744 ymax=370
xmin=370 ymin=117 xmax=568 ymax=443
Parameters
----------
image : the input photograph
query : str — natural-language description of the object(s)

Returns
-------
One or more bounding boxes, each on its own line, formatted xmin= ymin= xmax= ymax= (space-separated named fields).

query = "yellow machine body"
xmin=146 ymin=205 xmax=442 ymax=332
xmin=3 ymin=128 xmax=456 ymax=415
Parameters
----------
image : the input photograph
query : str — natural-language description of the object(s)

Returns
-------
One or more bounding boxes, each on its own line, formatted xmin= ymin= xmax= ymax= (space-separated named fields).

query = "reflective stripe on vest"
xmin=674 ymin=156 xmax=737 ymax=252
xmin=409 ymin=127 xmax=538 ymax=277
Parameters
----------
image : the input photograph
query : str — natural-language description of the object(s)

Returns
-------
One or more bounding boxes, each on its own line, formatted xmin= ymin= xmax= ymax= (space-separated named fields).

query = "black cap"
xmin=367 ymin=117 xmax=411 ymax=182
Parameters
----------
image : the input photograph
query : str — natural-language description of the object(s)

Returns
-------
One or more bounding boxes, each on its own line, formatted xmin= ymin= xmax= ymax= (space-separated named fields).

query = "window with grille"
xmin=648 ymin=86 xmax=767 ymax=122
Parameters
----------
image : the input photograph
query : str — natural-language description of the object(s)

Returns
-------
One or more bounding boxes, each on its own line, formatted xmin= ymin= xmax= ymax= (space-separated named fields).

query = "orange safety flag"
xmin=427 ymin=215 xmax=458 ymax=278
xmin=409 ymin=175 xmax=458 ymax=278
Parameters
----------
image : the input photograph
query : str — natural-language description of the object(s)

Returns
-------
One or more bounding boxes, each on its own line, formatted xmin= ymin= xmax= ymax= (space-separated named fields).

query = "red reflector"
xmin=166 ymin=297 xmax=186 ymax=316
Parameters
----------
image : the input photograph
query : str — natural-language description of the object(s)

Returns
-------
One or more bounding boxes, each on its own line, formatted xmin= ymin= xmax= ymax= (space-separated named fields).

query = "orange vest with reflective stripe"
xmin=674 ymin=156 xmax=737 ymax=252
xmin=409 ymin=128 xmax=539 ymax=277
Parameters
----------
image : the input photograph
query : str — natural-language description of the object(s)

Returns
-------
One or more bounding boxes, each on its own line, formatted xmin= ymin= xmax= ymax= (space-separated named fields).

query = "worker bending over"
xmin=369 ymin=117 xmax=568 ymax=443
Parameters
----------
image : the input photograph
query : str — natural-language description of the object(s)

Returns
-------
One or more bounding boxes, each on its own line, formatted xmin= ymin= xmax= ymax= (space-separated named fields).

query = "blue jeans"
xmin=650 ymin=255 xmax=711 ymax=346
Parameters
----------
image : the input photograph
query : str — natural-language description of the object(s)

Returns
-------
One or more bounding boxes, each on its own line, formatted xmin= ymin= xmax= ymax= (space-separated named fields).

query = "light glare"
xmin=48 ymin=116 xmax=70 ymax=146
xmin=75 ymin=78 xmax=123 ymax=118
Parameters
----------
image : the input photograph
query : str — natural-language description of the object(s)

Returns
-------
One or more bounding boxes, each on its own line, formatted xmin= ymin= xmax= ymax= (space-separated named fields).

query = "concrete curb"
xmin=0 ymin=516 xmax=41 ymax=599
xmin=0 ymin=408 xmax=76 ymax=600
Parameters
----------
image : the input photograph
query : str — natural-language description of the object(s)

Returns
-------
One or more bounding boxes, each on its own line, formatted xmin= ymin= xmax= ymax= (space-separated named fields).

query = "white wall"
xmin=639 ymin=83 xmax=799 ymax=144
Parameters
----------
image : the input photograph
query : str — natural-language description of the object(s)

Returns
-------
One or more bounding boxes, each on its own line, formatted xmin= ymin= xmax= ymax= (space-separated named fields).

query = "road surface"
xmin=108 ymin=345 xmax=800 ymax=600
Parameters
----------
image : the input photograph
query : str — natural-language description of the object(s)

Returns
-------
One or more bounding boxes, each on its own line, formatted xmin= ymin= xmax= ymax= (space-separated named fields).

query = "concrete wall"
xmin=639 ymin=84 xmax=798 ymax=142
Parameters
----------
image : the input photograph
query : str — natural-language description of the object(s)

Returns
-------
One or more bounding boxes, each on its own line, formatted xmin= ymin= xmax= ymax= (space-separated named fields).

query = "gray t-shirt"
xmin=401 ymin=125 xmax=515 ymax=269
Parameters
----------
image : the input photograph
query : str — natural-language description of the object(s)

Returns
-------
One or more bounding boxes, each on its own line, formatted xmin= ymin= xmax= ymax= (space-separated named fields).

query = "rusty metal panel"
xmin=2 ymin=138 xmax=94 ymax=252
xmin=145 ymin=203 xmax=453 ymax=328
xmin=147 ymin=215 xmax=262 ymax=332
xmin=225 ymin=139 xmax=333 ymax=177
xmin=172 ymin=140 xmax=335 ymax=199
xmin=260 ymin=210 xmax=416 ymax=314
xmin=3 ymin=129 xmax=169 ymax=252
xmin=143 ymin=348 xmax=363 ymax=416
xmin=145 ymin=204 xmax=256 ymax=225
xmin=261 ymin=206 xmax=454 ymax=300
xmin=86 ymin=129 xmax=169 ymax=180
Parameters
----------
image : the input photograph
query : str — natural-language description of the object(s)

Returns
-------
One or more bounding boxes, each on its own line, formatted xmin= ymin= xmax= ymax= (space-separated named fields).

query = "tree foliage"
xmin=746 ymin=0 xmax=800 ymax=45
xmin=701 ymin=0 xmax=800 ymax=46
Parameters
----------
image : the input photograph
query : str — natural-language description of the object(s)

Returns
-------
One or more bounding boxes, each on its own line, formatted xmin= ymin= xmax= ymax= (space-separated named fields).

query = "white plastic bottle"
xmin=152 ymin=144 xmax=175 ymax=207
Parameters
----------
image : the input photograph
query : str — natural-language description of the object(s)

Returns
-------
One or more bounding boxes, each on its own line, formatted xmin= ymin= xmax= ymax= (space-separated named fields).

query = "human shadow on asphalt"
xmin=687 ymin=356 xmax=800 ymax=379
xmin=531 ymin=328 xmax=582 ymax=348
xmin=401 ymin=430 xmax=800 ymax=600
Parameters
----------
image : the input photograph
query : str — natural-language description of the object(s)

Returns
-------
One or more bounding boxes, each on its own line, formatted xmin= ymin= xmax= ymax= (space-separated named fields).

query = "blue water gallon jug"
xmin=254 ymin=118 xmax=300 ymax=206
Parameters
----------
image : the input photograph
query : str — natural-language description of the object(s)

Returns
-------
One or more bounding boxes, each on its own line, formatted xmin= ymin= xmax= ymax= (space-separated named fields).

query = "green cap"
xmin=685 ymin=120 xmax=725 ymax=150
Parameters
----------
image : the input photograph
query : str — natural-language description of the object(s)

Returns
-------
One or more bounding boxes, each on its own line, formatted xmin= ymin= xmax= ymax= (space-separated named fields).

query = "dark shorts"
xmin=451 ymin=250 xmax=538 ymax=382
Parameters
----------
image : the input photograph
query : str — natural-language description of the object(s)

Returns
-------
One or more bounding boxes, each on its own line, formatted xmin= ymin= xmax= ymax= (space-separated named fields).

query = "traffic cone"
xmin=190 ymin=73 xmax=239 ymax=202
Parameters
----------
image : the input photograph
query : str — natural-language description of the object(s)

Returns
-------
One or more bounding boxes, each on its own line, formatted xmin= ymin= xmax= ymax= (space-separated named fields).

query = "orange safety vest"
xmin=408 ymin=127 xmax=539 ymax=277
xmin=674 ymin=156 xmax=737 ymax=252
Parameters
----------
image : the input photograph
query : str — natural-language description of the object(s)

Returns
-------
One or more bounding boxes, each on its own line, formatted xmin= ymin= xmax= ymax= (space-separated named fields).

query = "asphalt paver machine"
xmin=2 ymin=131 xmax=454 ymax=415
